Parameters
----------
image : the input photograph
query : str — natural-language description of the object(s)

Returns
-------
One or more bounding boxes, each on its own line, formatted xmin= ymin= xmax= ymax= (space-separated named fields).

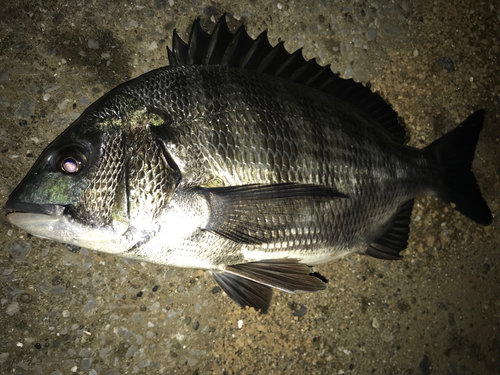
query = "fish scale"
xmin=5 ymin=16 xmax=491 ymax=312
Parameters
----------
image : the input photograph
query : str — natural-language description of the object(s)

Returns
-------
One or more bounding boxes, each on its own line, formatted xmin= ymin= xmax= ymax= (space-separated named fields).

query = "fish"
xmin=5 ymin=15 xmax=492 ymax=312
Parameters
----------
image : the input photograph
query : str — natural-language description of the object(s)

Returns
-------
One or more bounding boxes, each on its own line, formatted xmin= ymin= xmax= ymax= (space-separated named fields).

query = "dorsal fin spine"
xmin=205 ymin=15 xmax=233 ymax=65
xmin=221 ymin=25 xmax=253 ymax=66
xmin=258 ymin=42 xmax=288 ymax=74
xmin=241 ymin=31 xmax=273 ymax=69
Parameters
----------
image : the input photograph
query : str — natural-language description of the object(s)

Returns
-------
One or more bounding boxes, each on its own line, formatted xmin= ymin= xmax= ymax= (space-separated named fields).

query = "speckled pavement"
xmin=1 ymin=1 xmax=499 ymax=374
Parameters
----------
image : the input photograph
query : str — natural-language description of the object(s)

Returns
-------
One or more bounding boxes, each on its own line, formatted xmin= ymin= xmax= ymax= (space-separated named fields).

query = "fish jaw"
xmin=5 ymin=203 xmax=129 ymax=253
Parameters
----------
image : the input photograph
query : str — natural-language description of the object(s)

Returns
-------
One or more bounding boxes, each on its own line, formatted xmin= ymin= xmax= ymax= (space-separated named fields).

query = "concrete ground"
xmin=1 ymin=0 xmax=499 ymax=374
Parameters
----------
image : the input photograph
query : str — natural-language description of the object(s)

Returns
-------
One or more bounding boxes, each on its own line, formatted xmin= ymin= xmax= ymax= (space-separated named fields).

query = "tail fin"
xmin=425 ymin=110 xmax=492 ymax=225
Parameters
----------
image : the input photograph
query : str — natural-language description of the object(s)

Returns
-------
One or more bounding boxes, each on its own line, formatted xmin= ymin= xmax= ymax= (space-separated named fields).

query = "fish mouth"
xmin=5 ymin=200 xmax=65 ymax=217
xmin=5 ymin=200 xmax=67 ymax=241
xmin=5 ymin=199 xmax=129 ymax=253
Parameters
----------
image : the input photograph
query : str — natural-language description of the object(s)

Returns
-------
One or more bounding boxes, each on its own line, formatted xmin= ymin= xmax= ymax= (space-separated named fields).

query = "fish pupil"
xmin=55 ymin=144 xmax=88 ymax=174
xmin=61 ymin=157 xmax=80 ymax=173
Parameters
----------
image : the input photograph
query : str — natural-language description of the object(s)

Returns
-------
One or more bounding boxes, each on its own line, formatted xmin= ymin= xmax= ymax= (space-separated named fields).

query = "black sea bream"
xmin=5 ymin=16 xmax=492 ymax=311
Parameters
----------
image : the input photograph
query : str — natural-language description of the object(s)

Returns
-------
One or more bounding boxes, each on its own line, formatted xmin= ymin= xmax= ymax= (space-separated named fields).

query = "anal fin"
xmin=365 ymin=200 xmax=414 ymax=260
xmin=211 ymin=272 xmax=273 ymax=313
xmin=211 ymin=258 xmax=328 ymax=312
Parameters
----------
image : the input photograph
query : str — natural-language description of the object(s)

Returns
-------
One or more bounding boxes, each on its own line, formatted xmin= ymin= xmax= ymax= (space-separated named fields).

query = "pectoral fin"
xmin=212 ymin=259 xmax=327 ymax=312
xmin=199 ymin=183 xmax=347 ymax=244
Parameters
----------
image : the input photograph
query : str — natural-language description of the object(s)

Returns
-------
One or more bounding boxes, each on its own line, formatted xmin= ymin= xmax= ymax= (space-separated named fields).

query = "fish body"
xmin=5 ymin=16 xmax=492 ymax=311
xmin=117 ymin=65 xmax=429 ymax=267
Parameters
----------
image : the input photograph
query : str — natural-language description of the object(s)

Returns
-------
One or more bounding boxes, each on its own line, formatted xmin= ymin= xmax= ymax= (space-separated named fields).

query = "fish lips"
xmin=5 ymin=200 xmax=65 ymax=217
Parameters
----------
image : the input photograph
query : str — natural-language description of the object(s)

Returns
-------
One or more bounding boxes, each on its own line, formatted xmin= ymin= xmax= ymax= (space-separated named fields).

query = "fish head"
xmin=4 ymin=96 xmax=177 ymax=254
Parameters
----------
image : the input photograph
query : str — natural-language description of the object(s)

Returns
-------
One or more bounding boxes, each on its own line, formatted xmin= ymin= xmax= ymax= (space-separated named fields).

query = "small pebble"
xmin=366 ymin=28 xmax=376 ymax=41
xmin=438 ymin=57 xmax=455 ymax=72
xmin=100 ymin=348 xmax=111 ymax=359
xmin=138 ymin=359 xmax=150 ymax=368
xmin=6 ymin=302 xmax=19 ymax=315
xmin=44 ymin=85 xmax=59 ymax=93
xmin=292 ymin=305 xmax=307 ymax=318
xmin=19 ymin=293 xmax=32 ymax=303
xmin=78 ymin=348 xmax=93 ymax=357
xmin=15 ymin=97 xmax=36 ymax=119
xmin=7 ymin=241 xmax=31 ymax=263
xmin=82 ymin=262 xmax=92 ymax=271
xmin=33 ymin=61 xmax=44 ymax=70
xmin=79 ymin=248 xmax=89 ymax=255
xmin=120 ymin=327 xmax=133 ymax=339
xmin=52 ymin=13 xmax=64 ymax=25
xmin=65 ymin=244 xmax=80 ymax=254
xmin=344 ymin=65 xmax=354 ymax=79
xmin=82 ymin=358 xmax=92 ymax=370
xmin=0 ymin=71 xmax=9 ymax=81
xmin=83 ymin=298 xmax=99 ymax=313
xmin=88 ymin=39 xmax=99 ymax=49
xmin=79 ymin=96 xmax=89 ymax=106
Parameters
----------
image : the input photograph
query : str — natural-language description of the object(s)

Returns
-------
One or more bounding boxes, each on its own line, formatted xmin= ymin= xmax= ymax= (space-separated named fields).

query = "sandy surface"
xmin=0 ymin=1 xmax=499 ymax=374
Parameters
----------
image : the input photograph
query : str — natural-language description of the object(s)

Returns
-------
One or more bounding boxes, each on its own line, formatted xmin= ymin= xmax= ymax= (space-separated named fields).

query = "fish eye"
xmin=55 ymin=145 xmax=88 ymax=174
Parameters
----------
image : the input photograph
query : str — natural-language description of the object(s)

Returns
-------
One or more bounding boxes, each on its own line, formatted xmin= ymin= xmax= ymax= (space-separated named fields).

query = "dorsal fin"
xmin=167 ymin=15 xmax=406 ymax=144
